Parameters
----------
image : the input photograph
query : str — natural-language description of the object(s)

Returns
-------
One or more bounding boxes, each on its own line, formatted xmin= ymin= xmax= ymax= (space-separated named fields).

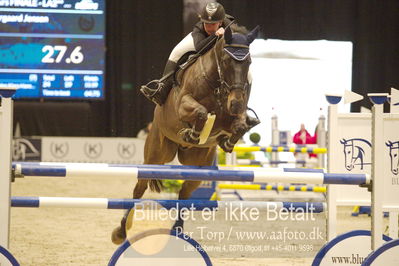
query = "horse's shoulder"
xmin=175 ymin=53 xmax=201 ymax=83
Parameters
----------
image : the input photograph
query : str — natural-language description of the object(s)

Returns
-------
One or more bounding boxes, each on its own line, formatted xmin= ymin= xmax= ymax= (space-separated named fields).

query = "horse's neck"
xmin=200 ymin=43 xmax=222 ymax=82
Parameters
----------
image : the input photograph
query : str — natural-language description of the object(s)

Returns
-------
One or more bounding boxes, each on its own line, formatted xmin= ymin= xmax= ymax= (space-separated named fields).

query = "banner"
xmin=38 ymin=137 xmax=145 ymax=164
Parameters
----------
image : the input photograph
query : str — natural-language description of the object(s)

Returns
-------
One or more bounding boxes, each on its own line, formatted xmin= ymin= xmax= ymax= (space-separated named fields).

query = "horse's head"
xmin=215 ymin=26 xmax=259 ymax=116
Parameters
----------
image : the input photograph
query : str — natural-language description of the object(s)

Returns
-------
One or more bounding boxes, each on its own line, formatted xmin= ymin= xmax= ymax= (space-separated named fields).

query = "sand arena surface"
xmin=9 ymin=174 xmax=378 ymax=265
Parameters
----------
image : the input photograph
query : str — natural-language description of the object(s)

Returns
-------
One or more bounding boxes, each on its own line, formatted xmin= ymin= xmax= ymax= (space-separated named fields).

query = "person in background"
xmin=136 ymin=122 xmax=152 ymax=140
xmin=293 ymin=123 xmax=312 ymax=145
xmin=292 ymin=123 xmax=317 ymax=167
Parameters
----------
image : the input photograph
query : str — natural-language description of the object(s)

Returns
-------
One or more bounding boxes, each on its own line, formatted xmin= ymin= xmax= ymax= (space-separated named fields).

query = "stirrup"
xmin=140 ymin=80 xmax=161 ymax=97
xmin=140 ymin=80 xmax=164 ymax=105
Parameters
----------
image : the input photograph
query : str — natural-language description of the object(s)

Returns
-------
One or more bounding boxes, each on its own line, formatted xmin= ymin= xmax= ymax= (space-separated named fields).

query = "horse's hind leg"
xmin=112 ymin=121 xmax=178 ymax=244
xmin=172 ymin=147 xmax=216 ymax=232
xmin=111 ymin=179 xmax=149 ymax=244
xmin=172 ymin=180 xmax=202 ymax=233
xmin=143 ymin=120 xmax=179 ymax=192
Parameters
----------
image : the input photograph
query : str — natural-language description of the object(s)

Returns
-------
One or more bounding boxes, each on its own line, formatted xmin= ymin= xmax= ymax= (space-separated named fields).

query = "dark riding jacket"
xmin=192 ymin=17 xmax=234 ymax=55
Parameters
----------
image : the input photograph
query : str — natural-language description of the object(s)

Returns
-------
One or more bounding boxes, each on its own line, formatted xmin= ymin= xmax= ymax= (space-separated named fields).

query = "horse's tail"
xmin=149 ymin=179 xmax=164 ymax=193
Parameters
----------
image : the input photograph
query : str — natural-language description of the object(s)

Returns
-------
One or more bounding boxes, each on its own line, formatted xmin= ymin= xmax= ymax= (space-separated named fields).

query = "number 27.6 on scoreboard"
xmin=41 ymin=45 xmax=84 ymax=64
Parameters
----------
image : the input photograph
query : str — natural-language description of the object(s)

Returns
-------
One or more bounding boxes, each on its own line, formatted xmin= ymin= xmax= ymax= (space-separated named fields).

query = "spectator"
xmin=293 ymin=123 xmax=312 ymax=145
xmin=292 ymin=124 xmax=317 ymax=166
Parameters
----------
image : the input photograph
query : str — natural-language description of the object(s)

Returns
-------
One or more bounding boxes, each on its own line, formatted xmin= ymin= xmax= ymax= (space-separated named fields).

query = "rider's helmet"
xmin=199 ymin=2 xmax=225 ymax=23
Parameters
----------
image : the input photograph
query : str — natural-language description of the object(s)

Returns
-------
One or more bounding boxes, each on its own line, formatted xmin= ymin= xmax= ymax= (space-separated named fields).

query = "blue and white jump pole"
xmin=12 ymin=163 xmax=370 ymax=185
xmin=10 ymin=197 xmax=326 ymax=212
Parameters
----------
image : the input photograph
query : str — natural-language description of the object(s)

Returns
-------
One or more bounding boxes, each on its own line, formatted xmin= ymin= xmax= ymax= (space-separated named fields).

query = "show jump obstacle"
xmin=0 ymin=88 xmax=16 ymax=265
xmin=1 ymin=89 xmax=399 ymax=265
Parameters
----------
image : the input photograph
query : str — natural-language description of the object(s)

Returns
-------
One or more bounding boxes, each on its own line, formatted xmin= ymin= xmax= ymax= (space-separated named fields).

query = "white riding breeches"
xmin=168 ymin=32 xmax=195 ymax=63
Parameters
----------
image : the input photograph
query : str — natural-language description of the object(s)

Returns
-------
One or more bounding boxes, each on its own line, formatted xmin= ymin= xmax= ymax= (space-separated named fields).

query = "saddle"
xmin=174 ymin=52 xmax=201 ymax=86
xmin=140 ymin=52 xmax=200 ymax=100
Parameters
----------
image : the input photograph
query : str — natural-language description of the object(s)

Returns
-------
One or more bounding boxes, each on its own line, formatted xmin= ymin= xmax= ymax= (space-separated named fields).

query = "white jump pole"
xmin=371 ymin=94 xmax=385 ymax=250
xmin=317 ymin=113 xmax=326 ymax=168
xmin=0 ymin=88 xmax=16 ymax=255
xmin=326 ymin=95 xmax=340 ymax=240
xmin=271 ymin=113 xmax=279 ymax=167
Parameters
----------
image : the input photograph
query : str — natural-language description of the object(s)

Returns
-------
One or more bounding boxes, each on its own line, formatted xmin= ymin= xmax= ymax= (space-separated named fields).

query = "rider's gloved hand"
xmin=215 ymin=27 xmax=225 ymax=36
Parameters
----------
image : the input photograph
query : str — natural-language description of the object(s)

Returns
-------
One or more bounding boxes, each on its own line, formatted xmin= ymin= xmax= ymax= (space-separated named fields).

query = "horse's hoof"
xmin=179 ymin=128 xmax=200 ymax=144
xmin=219 ymin=137 xmax=234 ymax=153
xmin=111 ymin=226 xmax=126 ymax=245
xmin=173 ymin=226 xmax=184 ymax=235
xmin=246 ymin=115 xmax=261 ymax=129
xmin=222 ymin=146 xmax=233 ymax=153
xmin=172 ymin=220 xmax=185 ymax=234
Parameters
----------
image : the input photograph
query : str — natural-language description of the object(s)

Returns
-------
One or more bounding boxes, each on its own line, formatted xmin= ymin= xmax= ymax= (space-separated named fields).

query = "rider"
xmin=140 ymin=2 xmax=233 ymax=106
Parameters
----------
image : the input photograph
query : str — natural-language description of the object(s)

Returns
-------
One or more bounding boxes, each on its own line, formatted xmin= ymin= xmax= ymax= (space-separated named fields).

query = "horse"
xmin=386 ymin=141 xmax=399 ymax=175
xmin=111 ymin=26 xmax=260 ymax=245
xmin=340 ymin=138 xmax=372 ymax=171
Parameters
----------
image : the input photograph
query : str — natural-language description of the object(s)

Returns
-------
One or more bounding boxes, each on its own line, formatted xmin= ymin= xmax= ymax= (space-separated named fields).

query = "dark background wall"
xmin=13 ymin=0 xmax=399 ymax=137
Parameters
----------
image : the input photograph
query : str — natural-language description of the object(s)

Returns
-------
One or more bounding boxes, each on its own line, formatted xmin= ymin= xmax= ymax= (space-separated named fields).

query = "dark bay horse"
xmin=112 ymin=26 xmax=260 ymax=244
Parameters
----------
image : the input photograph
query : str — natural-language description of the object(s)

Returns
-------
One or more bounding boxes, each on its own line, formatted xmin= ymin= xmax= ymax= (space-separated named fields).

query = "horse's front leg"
xmin=178 ymin=94 xmax=208 ymax=144
xmin=218 ymin=114 xmax=249 ymax=153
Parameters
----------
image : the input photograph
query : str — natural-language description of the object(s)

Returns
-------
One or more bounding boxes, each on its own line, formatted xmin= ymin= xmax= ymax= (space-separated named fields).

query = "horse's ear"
xmin=340 ymin=138 xmax=346 ymax=144
xmin=386 ymin=141 xmax=392 ymax=147
xmin=246 ymin=25 xmax=260 ymax=44
xmin=225 ymin=28 xmax=232 ymax=44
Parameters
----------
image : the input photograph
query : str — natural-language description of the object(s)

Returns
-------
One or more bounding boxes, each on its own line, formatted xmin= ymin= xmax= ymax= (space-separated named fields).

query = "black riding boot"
xmin=140 ymin=60 xmax=177 ymax=106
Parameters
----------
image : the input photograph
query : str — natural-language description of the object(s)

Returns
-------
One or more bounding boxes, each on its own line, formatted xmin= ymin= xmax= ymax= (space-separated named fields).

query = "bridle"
xmin=199 ymin=36 xmax=250 ymax=111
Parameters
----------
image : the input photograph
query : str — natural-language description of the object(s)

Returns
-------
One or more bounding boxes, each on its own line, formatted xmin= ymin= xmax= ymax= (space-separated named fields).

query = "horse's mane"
xmin=231 ymin=24 xmax=249 ymax=35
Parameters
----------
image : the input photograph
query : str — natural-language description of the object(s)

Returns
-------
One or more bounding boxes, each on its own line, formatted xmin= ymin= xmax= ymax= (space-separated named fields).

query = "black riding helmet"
xmin=199 ymin=2 xmax=225 ymax=23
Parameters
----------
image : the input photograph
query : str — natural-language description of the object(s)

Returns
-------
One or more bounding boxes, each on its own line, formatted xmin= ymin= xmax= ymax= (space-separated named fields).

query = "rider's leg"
xmin=150 ymin=60 xmax=177 ymax=105
xmin=141 ymin=33 xmax=195 ymax=105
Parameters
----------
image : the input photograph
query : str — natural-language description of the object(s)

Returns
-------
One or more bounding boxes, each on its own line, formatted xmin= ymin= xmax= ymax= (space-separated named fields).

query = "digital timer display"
xmin=0 ymin=0 xmax=105 ymax=99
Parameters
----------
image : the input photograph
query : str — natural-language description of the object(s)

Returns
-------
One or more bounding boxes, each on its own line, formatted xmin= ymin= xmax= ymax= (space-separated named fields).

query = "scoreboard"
xmin=0 ymin=0 xmax=105 ymax=99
